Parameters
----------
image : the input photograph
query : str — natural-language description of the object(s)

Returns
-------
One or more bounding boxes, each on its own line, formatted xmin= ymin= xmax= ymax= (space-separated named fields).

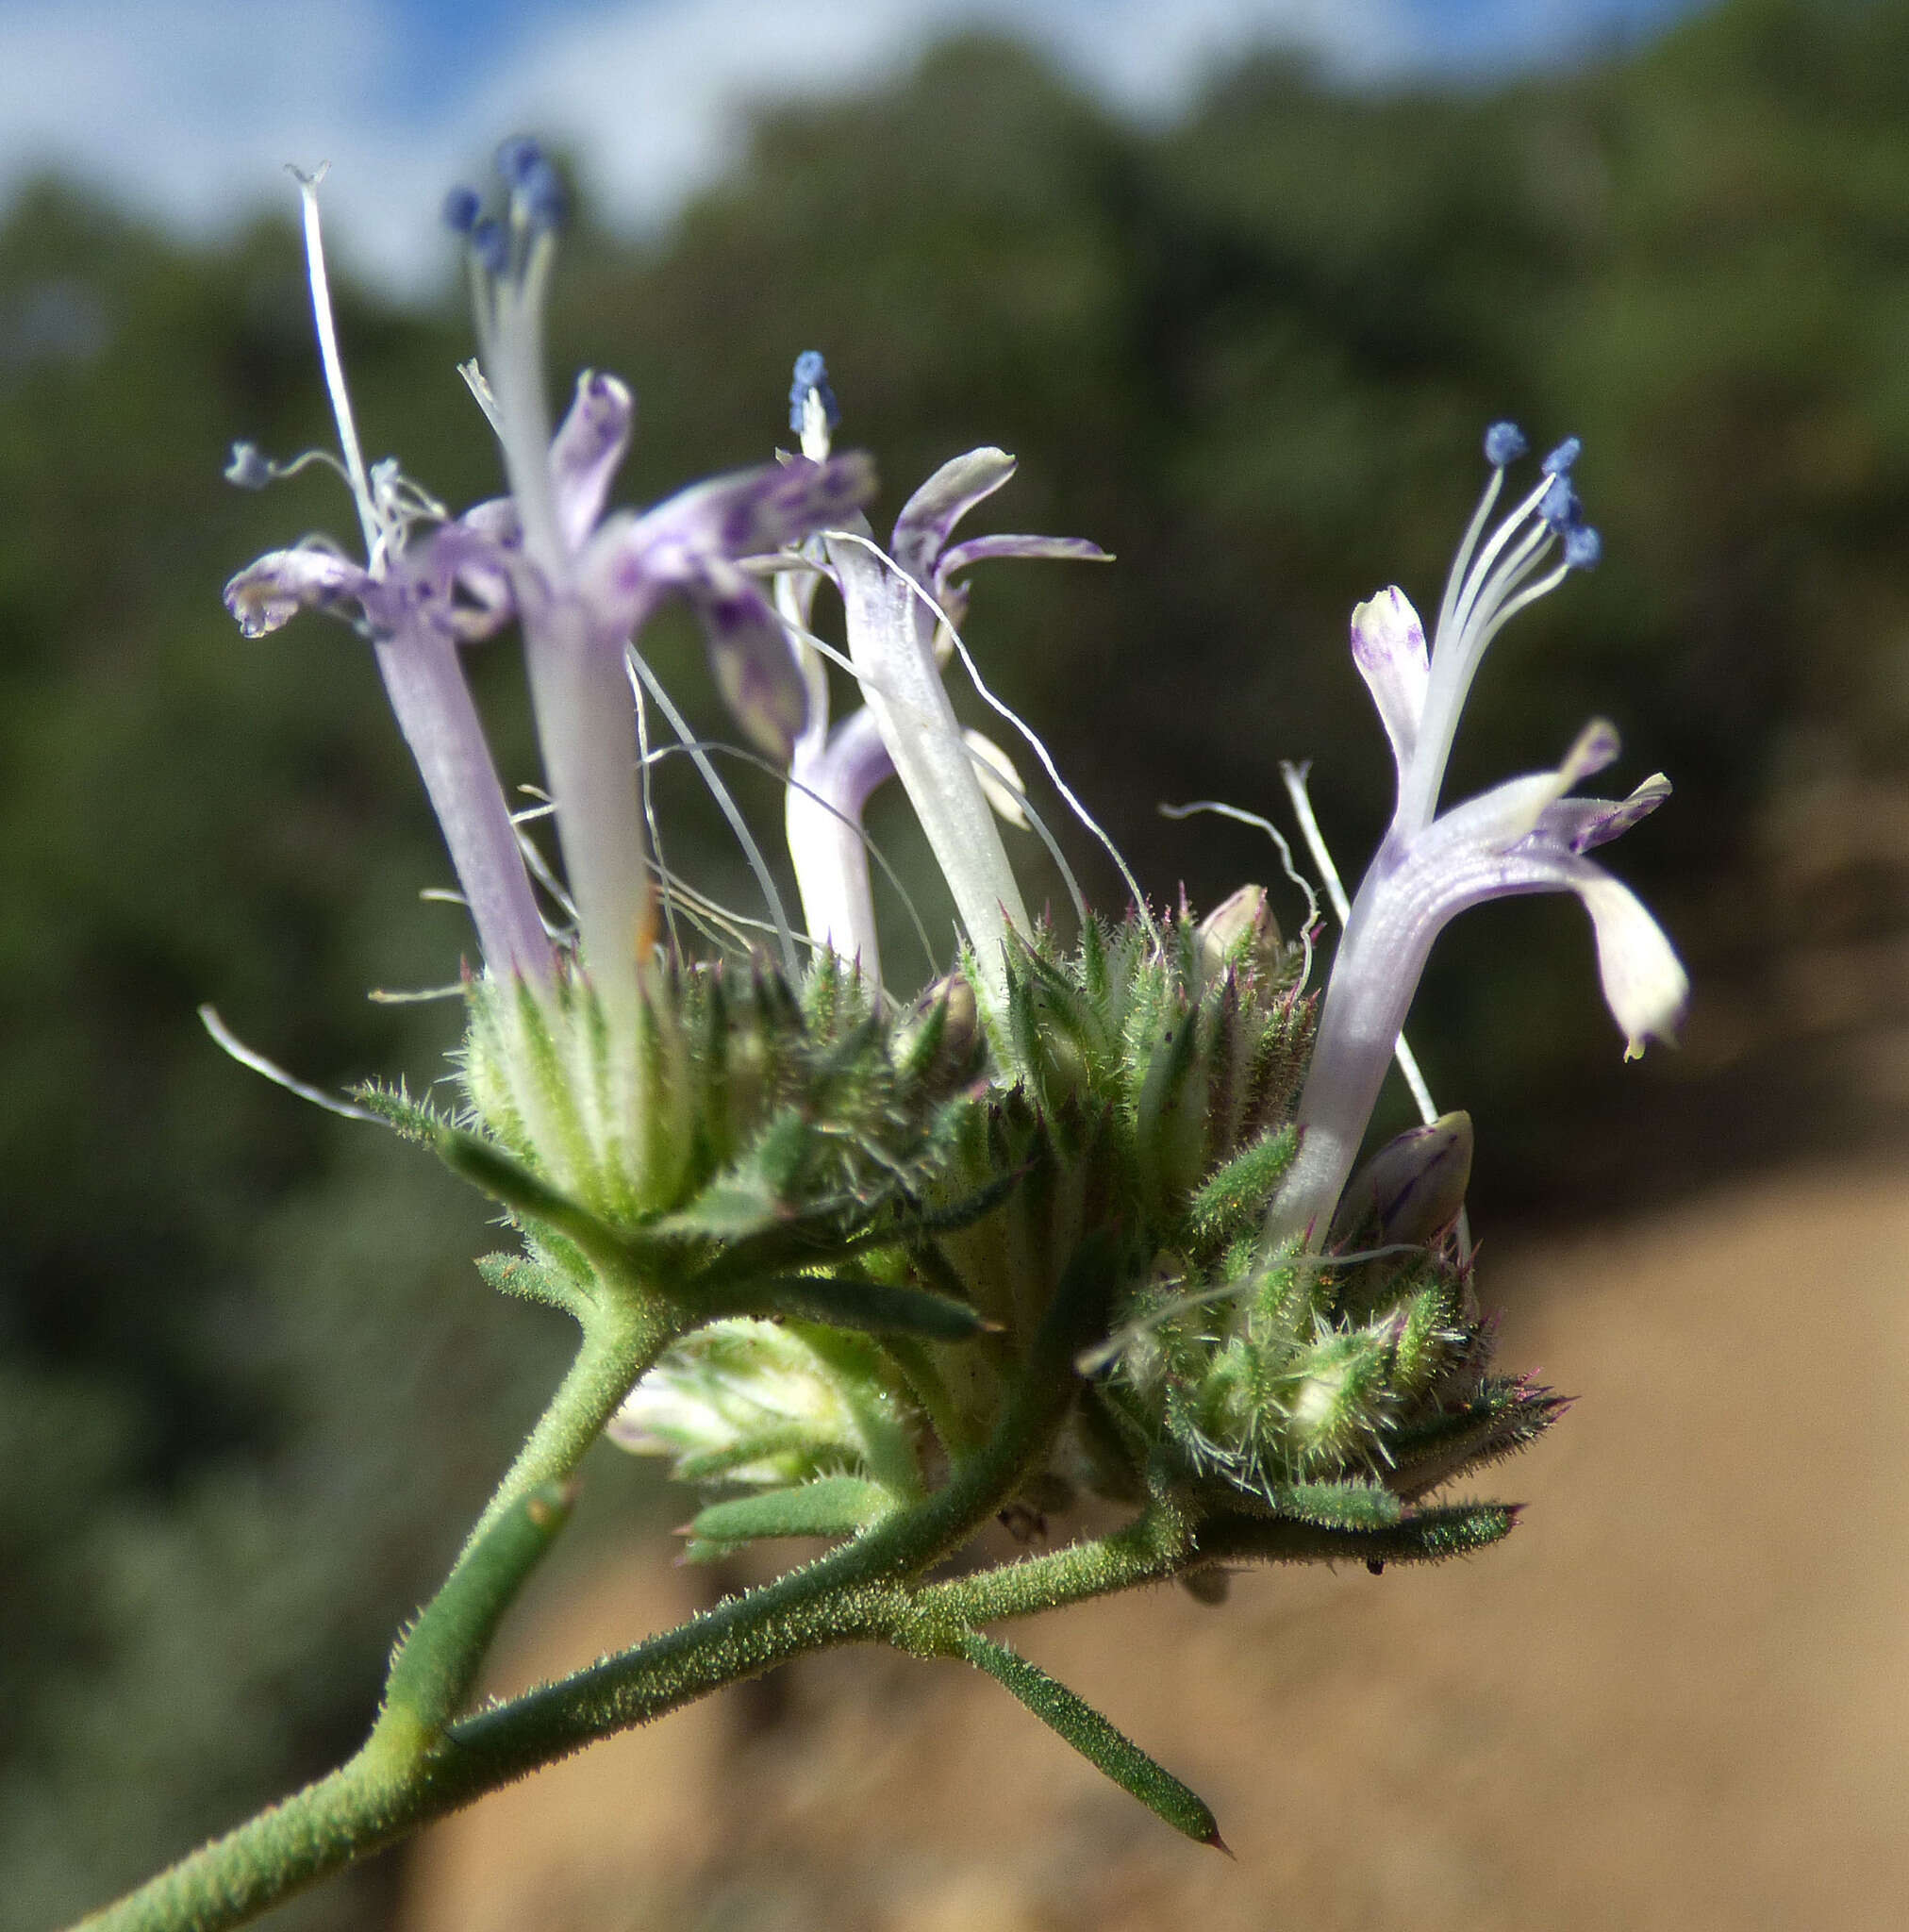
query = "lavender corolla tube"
xmin=1270 ymin=427 xmax=1688 ymax=1245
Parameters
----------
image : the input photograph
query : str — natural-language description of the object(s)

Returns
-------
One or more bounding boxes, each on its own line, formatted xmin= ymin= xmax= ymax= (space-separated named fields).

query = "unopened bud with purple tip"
xmin=1328 ymin=1112 xmax=1473 ymax=1249
xmin=1196 ymin=882 xmax=1283 ymax=986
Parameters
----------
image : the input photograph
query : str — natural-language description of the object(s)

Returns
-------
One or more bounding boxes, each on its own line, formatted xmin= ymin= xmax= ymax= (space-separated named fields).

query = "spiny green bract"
xmin=910 ymin=903 xmax=1557 ymax=1521
xmin=458 ymin=949 xmax=984 ymax=1250
xmin=556 ymin=902 xmax=1561 ymax=1551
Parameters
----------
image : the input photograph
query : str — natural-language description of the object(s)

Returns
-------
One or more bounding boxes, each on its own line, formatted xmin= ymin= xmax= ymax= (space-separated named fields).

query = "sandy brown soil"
xmin=399 ymin=1161 xmax=1909 ymax=1932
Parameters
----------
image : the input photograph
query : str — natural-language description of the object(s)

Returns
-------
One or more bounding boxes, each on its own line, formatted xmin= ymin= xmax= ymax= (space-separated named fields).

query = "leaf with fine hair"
xmin=684 ymin=1475 xmax=899 ymax=1557
xmin=954 ymin=1631 xmax=1226 ymax=1850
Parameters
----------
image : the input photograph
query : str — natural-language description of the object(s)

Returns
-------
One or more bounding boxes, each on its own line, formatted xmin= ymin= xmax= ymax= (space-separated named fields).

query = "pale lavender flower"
xmin=1271 ymin=425 xmax=1687 ymax=1243
xmin=224 ymin=167 xmax=553 ymax=983
xmin=441 ymin=146 xmax=872 ymax=1031
xmin=226 ymin=154 xmax=873 ymax=1031
xmin=768 ymin=358 xmax=1105 ymax=998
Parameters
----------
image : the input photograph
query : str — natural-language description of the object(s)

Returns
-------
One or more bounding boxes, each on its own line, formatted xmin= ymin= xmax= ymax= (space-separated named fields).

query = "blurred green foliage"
xmin=8 ymin=0 xmax=1909 ymax=1923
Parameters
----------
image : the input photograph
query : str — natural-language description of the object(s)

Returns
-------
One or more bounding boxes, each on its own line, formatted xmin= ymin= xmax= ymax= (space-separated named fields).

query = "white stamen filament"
xmin=473 ymin=228 xmax=565 ymax=577
xmin=291 ymin=165 xmax=378 ymax=559
xmin=1432 ymin=460 xmax=1503 ymax=647
xmin=1399 ymin=475 xmax=1569 ymax=840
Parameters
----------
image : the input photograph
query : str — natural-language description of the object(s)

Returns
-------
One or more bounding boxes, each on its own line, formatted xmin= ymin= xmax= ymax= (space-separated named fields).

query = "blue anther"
xmin=1563 ymin=524 xmax=1602 ymax=570
xmin=1484 ymin=421 xmax=1528 ymax=467
xmin=788 ymin=350 xmax=840 ymax=434
xmin=496 ymin=137 xmax=544 ymax=187
xmin=441 ymin=184 xmax=481 ymax=234
xmin=519 ymin=157 xmax=568 ymax=230
xmin=224 ymin=441 xmax=274 ymax=490
xmin=1542 ymin=436 xmax=1582 ymax=475
xmin=1539 ymin=475 xmax=1582 ymax=530
xmin=470 ymin=216 xmax=509 ymax=277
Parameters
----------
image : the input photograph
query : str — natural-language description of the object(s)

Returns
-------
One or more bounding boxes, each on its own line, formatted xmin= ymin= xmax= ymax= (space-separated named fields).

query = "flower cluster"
xmin=224 ymin=149 xmax=1682 ymax=1547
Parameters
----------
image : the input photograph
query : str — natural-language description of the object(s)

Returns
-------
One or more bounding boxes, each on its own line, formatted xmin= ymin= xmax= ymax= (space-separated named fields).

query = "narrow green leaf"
xmin=352 ymin=1080 xmax=450 ymax=1142
xmin=955 ymin=1631 xmax=1225 ymax=1850
xmin=473 ymin=1251 xmax=588 ymax=1315
xmin=435 ymin=1130 xmax=681 ymax=1279
xmin=1386 ymin=1379 xmax=1569 ymax=1498
xmin=896 ymin=1166 xmax=1026 ymax=1238
xmin=686 ymin=1475 xmax=896 ymax=1552
xmin=382 ymin=1480 xmax=576 ymax=1741
xmin=1185 ymin=1124 xmax=1298 ymax=1246
xmin=1202 ymin=1498 xmax=1519 ymax=1568
xmin=1268 ymin=1479 xmax=1403 ymax=1531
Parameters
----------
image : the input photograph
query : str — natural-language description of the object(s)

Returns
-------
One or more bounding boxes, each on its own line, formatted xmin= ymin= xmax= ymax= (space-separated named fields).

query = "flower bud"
xmin=1327 ymin=1110 xmax=1472 ymax=1250
xmin=1195 ymin=884 xmax=1282 ymax=987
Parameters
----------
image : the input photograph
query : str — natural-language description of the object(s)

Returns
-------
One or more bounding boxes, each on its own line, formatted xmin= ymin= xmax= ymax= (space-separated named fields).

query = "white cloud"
xmin=0 ymin=0 xmax=1525 ymax=299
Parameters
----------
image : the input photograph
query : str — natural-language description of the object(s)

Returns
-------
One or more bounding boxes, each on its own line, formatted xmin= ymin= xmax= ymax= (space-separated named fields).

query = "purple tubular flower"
xmin=224 ymin=532 xmax=556 ymax=983
xmin=447 ymin=158 xmax=879 ymax=1029
xmin=223 ymin=175 xmax=553 ymax=985
xmin=1276 ymin=713 xmax=1685 ymax=1242
xmin=1271 ymin=430 xmax=1687 ymax=1246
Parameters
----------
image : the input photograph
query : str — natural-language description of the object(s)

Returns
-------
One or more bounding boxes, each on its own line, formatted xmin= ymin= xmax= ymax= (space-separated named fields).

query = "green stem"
xmin=73 ymin=1235 xmax=1113 ymax=1932
xmin=920 ymin=1496 xmax=1194 ymax=1627
xmin=463 ymin=1290 xmax=675 ymax=1552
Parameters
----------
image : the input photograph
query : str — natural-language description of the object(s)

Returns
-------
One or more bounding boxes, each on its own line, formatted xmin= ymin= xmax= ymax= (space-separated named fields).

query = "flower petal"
xmin=826 ymin=524 xmax=1029 ymax=1005
xmin=890 ymin=447 xmax=1016 ymax=588
xmin=426 ymin=506 xmax=523 ymax=641
xmin=1542 ymin=773 xmax=1672 ymax=855
xmin=687 ymin=559 xmax=810 ymax=763
xmin=787 ymin=708 xmax=894 ymax=978
xmin=548 ymin=369 xmax=633 ymax=553
xmin=935 ymin=532 xmax=1112 ymax=586
xmin=1576 ymin=872 xmax=1689 ymax=1059
xmin=804 ymin=708 xmax=890 ymax=814
xmin=590 ymin=454 xmax=875 ymax=627
xmin=1429 ymin=717 xmax=1622 ymax=857
xmin=224 ymin=547 xmax=369 ymax=637
xmin=1350 ymin=587 xmax=1429 ymax=790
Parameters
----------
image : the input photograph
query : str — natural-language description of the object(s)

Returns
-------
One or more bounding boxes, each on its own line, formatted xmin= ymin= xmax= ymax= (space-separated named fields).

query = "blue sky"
xmin=0 ymin=0 xmax=1709 ymax=296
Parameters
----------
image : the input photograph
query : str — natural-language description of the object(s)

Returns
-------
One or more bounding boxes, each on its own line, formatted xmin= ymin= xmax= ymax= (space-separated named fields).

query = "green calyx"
xmin=440 ymin=904 xmax=1556 ymax=1564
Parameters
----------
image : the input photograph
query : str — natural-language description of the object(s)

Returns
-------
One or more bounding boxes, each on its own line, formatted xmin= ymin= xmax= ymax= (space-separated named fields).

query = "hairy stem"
xmin=462 ymin=1291 xmax=675 ymax=1553
xmin=73 ymin=1236 xmax=1120 ymax=1932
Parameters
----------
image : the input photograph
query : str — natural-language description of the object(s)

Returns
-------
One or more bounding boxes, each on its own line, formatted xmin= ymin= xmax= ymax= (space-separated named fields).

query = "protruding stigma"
xmin=789 ymin=350 xmax=839 ymax=461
